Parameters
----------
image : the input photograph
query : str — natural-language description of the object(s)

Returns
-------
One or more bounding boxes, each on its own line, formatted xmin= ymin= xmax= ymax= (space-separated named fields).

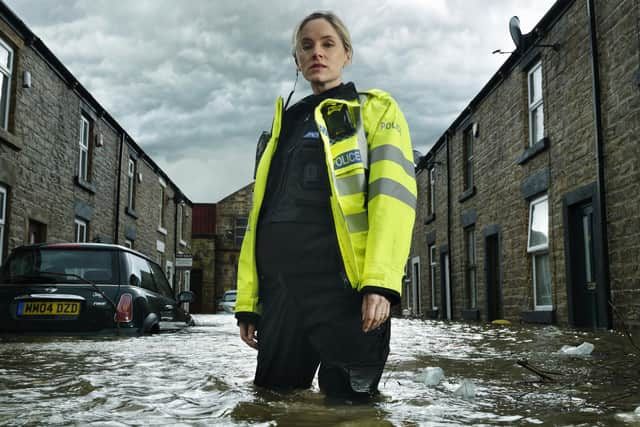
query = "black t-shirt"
xmin=256 ymin=83 xmax=358 ymax=276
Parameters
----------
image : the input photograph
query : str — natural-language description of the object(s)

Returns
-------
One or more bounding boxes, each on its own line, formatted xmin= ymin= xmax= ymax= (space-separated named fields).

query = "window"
xmin=127 ymin=253 xmax=157 ymax=293
xmin=234 ymin=216 xmax=248 ymax=247
xmin=528 ymin=62 xmax=544 ymax=146
xmin=429 ymin=244 xmax=437 ymax=310
xmin=463 ymin=126 xmax=474 ymax=191
xmin=165 ymin=260 xmax=174 ymax=289
xmin=28 ymin=219 xmax=47 ymax=244
xmin=74 ymin=218 xmax=87 ymax=243
xmin=0 ymin=185 xmax=6 ymax=265
xmin=127 ymin=158 xmax=136 ymax=210
xmin=3 ymin=248 xmax=116 ymax=284
xmin=78 ymin=115 xmax=91 ymax=182
xmin=150 ymin=261 xmax=174 ymax=298
xmin=428 ymin=167 xmax=436 ymax=217
xmin=0 ymin=40 xmax=13 ymax=130
xmin=177 ymin=203 xmax=186 ymax=245
xmin=528 ymin=196 xmax=551 ymax=310
xmin=158 ymin=179 xmax=166 ymax=232
xmin=465 ymin=227 xmax=477 ymax=309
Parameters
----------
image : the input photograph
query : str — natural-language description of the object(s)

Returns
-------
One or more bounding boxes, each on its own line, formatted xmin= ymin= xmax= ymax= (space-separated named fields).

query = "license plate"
xmin=17 ymin=301 xmax=81 ymax=316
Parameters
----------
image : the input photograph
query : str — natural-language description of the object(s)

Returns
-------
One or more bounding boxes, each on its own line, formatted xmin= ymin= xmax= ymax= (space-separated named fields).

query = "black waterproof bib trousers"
xmin=254 ymin=83 xmax=390 ymax=398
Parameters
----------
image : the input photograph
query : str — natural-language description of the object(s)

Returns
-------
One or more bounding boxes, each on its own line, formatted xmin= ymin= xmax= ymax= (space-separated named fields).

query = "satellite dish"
xmin=509 ymin=16 xmax=523 ymax=50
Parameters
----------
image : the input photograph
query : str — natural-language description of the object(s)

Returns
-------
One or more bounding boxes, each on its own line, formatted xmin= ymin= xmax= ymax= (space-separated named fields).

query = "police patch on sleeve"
xmin=334 ymin=149 xmax=363 ymax=170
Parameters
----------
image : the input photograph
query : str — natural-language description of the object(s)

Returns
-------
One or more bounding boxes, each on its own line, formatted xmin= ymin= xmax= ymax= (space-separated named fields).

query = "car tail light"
xmin=114 ymin=293 xmax=133 ymax=323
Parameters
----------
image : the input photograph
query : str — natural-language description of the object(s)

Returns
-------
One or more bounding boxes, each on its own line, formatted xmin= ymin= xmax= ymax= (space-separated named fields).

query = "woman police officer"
xmin=235 ymin=11 xmax=416 ymax=399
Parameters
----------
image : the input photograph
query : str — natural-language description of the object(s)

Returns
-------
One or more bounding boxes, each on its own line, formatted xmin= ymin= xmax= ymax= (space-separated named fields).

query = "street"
xmin=1 ymin=315 xmax=638 ymax=426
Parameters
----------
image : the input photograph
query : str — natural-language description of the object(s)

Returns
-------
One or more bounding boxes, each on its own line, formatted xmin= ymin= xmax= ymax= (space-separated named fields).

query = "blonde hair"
xmin=291 ymin=11 xmax=353 ymax=62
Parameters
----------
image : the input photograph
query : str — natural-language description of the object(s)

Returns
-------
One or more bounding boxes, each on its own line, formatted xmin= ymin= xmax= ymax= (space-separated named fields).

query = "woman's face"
xmin=296 ymin=18 xmax=351 ymax=94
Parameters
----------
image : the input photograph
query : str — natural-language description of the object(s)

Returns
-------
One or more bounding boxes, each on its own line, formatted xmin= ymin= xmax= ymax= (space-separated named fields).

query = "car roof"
xmin=11 ymin=243 xmax=155 ymax=264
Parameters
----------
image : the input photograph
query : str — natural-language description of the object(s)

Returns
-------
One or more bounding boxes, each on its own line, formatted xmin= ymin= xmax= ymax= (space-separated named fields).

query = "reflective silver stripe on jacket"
xmin=370 ymin=144 xmax=415 ymax=177
xmin=345 ymin=211 xmax=368 ymax=233
xmin=369 ymin=178 xmax=417 ymax=209
xmin=335 ymin=173 xmax=367 ymax=196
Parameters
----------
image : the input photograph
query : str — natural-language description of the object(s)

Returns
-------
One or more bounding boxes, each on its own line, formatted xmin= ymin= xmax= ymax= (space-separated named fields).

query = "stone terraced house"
xmin=407 ymin=0 xmax=639 ymax=331
xmin=0 ymin=2 xmax=193 ymax=293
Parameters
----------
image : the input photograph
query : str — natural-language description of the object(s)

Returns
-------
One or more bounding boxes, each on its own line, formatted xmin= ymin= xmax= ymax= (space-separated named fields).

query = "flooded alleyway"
xmin=1 ymin=315 xmax=638 ymax=426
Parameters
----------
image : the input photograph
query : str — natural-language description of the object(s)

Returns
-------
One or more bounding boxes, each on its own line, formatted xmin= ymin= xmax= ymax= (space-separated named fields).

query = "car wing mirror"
xmin=177 ymin=291 xmax=194 ymax=304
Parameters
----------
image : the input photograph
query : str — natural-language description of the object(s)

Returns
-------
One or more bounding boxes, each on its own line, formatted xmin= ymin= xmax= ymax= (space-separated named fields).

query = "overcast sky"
xmin=6 ymin=0 xmax=555 ymax=202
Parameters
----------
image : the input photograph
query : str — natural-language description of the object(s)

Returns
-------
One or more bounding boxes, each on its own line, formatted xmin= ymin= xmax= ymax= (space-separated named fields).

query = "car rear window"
xmin=0 ymin=248 xmax=117 ymax=284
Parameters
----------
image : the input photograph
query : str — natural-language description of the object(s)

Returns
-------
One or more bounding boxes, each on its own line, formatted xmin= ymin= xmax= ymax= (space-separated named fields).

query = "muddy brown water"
xmin=1 ymin=315 xmax=638 ymax=426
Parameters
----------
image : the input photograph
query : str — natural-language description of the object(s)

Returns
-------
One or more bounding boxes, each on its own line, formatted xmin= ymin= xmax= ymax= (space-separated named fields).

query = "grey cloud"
xmin=6 ymin=0 xmax=554 ymax=202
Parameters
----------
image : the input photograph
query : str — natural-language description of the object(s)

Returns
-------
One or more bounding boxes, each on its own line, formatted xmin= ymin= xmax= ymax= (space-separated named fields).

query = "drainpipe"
xmin=587 ymin=0 xmax=611 ymax=327
xmin=445 ymin=131 xmax=453 ymax=320
xmin=114 ymin=132 xmax=124 ymax=244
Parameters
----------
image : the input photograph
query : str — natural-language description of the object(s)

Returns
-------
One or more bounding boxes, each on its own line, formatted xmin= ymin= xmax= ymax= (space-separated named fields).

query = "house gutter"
xmin=587 ymin=0 xmax=611 ymax=325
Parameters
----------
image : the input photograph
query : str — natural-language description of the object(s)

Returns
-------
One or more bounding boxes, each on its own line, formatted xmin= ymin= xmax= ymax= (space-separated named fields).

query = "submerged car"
xmin=217 ymin=290 xmax=237 ymax=313
xmin=0 ymin=243 xmax=195 ymax=335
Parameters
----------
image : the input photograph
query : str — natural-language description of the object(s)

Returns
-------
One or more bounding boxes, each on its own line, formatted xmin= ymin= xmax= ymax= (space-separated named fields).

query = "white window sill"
xmin=157 ymin=227 xmax=168 ymax=236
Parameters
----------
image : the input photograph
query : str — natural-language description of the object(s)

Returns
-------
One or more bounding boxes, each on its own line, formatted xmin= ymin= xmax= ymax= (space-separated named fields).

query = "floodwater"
xmin=1 ymin=315 xmax=639 ymax=426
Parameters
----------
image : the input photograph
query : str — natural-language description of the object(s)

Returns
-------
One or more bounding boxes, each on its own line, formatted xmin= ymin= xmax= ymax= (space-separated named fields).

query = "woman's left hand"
xmin=361 ymin=293 xmax=390 ymax=333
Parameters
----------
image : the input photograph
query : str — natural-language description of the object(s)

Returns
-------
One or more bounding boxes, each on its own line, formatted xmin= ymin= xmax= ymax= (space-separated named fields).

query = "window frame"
xmin=158 ymin=178 xmax=167 ymax=233
xmin=0 ymin=185 xmax=6 ymax=265
xmin=127 ymin=158 xmax=136 ymax=210
xmin=527 ymin=195 xmax=552 ymax=311
xmin=428 ymin=167 xmax=436 ymax=216
xmin=462 ymin=126 xmax=474 ymax=191
xmin=177 ymin=203 xmax=187 ymax=246
xmin=74 ymin=218 xmax=87 ymax=243
xmin=527 ymin=195 xmax=549 ymax=253
xmin=429 ymin=244 xmax=437 ymax=310
xmin=527 ymin=61 xmax=544 ymax=146
xmin=78 ymin=115 xmax=91 ymax=182
xmin=234 ymin=216 xmax=248 ymax=247
xmin=0 ymin=38 xmax=13 ymax=131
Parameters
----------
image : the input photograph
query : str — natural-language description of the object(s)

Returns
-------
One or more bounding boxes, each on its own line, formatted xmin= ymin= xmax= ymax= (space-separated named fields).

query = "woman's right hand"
xmin=239 ymin=322 xmax=258 ymax=350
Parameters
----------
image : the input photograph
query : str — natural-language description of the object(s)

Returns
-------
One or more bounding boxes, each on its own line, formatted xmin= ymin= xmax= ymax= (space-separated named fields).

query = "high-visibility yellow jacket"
xmin=236 ymin=89 xmax=416 ymax=315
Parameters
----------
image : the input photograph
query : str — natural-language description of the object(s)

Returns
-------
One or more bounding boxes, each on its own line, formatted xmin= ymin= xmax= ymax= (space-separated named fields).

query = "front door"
xmin=567 ymin=202 xmax=606 ymax=328
xmin=485 ymin=233 xmax=502 ymax=321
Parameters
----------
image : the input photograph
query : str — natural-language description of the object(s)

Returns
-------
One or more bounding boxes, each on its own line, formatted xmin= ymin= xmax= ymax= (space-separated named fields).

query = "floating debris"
xmin=559 ymin=342 xmax=594 ymax=356
xmin=416 ymin=367 xmax=445 ymax=386
xmin=454 ymin=379 xmax=476 ymax=400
